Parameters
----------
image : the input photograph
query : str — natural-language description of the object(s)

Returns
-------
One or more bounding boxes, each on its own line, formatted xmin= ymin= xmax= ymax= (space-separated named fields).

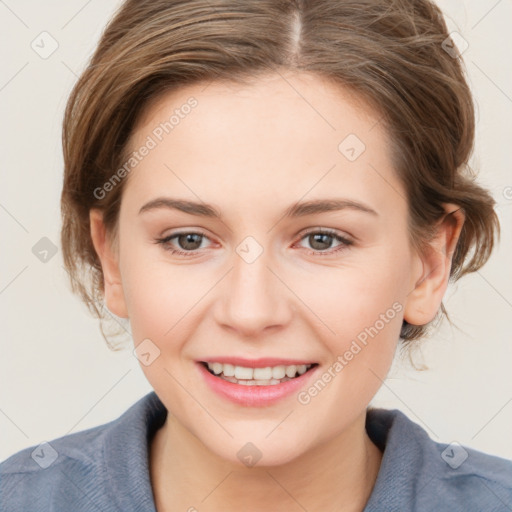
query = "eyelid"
xmin=160 ymin=228 xmax=210 ymax=239
xmin=297 ymin=226 xmax=352 ymax=240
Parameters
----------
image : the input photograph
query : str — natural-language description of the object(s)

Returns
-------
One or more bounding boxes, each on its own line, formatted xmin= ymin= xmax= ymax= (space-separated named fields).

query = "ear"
xmin=89 ymin=209 xmax=129 ymax=318
xmin=403 ymin=203 xmax=465 ymax=326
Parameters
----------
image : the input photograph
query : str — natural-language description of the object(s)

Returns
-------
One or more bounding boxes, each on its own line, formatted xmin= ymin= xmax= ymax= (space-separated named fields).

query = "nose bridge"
xmin=215 ymin=236 xmax=291 ymax=335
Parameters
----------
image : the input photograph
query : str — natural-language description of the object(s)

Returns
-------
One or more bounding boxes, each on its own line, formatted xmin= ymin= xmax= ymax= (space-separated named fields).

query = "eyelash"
xmin=154 ymin=228 xmax=353 ymax=257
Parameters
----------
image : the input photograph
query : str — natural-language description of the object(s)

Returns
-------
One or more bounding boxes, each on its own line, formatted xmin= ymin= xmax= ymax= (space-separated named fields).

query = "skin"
xmin=90 ymin=71 xmax=465 ymax=512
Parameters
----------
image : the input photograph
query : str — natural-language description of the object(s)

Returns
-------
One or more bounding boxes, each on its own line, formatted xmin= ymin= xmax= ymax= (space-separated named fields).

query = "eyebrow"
xmin=138 ymin=197 xmax=379 ymax=218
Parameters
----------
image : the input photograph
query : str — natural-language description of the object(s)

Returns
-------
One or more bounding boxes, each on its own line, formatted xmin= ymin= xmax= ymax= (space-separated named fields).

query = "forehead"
xmin=132 ymin=72 xmax=384 ymax=149
xmin=122 ymin=72 xmax=404 ymax=216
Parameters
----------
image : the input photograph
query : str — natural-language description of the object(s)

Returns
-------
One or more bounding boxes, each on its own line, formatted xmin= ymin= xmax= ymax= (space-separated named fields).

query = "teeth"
xmin=222 ymin=376 xmax=291 ymax=386
xmin=285 ymin=365 xmax=297 ymax=378
xmin=211 ymin=362 xmax=223 ymax=375
xmin=223 ymin=363 xmax=235 ymax=377
xmin=297 ymin=364 xmax=308 ymax=375
xmin=206 ymin=362 xmax=314 ymax=383
xmin=234 ymin=366 xmax=253 ymax=380
xmin=272 ymin=365 xmax=286 ymax=379
xmin=253 ymin=367 xmax=272 ymax=380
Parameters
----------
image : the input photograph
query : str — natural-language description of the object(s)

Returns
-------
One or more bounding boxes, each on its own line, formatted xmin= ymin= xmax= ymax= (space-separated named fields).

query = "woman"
xmin=1 ymin=0 xmax=511 ymax=510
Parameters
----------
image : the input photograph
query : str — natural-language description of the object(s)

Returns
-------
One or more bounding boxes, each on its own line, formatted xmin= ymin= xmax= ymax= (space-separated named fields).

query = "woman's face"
xmin=92 ymin=71 xmax=435 ymax=466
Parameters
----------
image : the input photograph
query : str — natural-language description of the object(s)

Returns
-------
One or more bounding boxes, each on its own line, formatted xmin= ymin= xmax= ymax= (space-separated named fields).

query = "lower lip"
xmin=196 ymin=362 xmax=319 ymax=407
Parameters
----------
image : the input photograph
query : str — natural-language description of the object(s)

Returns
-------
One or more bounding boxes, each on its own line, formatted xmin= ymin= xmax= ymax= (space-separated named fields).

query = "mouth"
xmin=199 ymin=361 xmax=319 ymax=386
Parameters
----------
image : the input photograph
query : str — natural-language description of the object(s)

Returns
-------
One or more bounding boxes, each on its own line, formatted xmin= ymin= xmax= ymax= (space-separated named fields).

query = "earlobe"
xmin=403 ymin=204 xmax=465 ymax=326
xmin=89 ymin=209 xmax=129 ymax=319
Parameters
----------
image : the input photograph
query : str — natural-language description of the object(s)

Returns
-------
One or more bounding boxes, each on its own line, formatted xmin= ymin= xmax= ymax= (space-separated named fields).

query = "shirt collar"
xmin=103 ymin=391 xmax=167 ymax=511
xmin=102 ymin=391 xmax=432 ymax=511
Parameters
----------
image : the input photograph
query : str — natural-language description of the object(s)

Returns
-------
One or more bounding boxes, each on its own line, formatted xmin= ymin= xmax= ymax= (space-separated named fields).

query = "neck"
xmin=150 ymin=409 xmax=382 ymax=512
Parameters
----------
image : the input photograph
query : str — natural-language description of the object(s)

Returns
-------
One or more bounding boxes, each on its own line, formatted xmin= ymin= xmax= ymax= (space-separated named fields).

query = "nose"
xmin=214 ymin=245 xmax=293 ymax=338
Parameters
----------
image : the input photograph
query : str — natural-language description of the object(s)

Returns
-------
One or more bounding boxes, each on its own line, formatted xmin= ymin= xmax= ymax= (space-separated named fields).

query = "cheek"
xmin=289 ymin=253 xmax=406 ymax=388
xmin=291 ymin=274 xmax=403 ymax=417
xmin=118 ymin=244 xmax=191 ymax=342
xmin=292 ymin=257 xmax=406 ymax=340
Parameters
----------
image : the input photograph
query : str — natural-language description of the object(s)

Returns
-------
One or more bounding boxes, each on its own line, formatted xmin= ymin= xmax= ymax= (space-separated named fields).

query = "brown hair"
xmin=60 ymin=0 xmax=500 ymax=353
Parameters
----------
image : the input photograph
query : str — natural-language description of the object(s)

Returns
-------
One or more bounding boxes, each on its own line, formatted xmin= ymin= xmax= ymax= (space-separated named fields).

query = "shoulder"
xmin=365 ymin=408 xmax=512 ymax=511
xmin=1 ymin=418 xmax=108 ymax=473
xmin=0 ymin=422 xmax=109 ymax=511
xmin=430 ymin=439 xmax=512 ymax=511
xmin=0 ymin=391 xmax=166 ymax=512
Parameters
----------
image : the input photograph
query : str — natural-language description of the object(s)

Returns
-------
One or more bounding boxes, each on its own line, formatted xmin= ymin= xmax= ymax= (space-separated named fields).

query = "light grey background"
xmin=1 ymin=0 xmax=511 ymax=462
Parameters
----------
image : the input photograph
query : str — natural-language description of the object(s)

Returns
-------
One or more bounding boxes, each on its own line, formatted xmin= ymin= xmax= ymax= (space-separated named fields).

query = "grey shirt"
xmin=1 ymin=391 xmax=511 ymax=511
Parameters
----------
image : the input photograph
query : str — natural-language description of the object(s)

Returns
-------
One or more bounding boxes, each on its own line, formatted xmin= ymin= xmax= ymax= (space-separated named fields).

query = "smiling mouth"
xmin=200 ymin=361 xmax=319 ymax=386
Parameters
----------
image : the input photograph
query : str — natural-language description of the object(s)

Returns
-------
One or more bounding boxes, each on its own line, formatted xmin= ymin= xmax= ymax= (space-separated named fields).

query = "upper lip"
xmin=199 ymin=357 xmax=318 ymax=368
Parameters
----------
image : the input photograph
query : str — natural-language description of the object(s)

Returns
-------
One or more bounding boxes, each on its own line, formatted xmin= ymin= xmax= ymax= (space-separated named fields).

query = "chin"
xmin=202 ymin=433 xmax=309 ymax=469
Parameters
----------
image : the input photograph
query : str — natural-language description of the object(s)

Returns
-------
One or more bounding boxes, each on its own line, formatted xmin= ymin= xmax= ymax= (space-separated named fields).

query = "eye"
xmin=295 ymin=228 xmax=353 ymax=256
xmin=155 ymin=230 xmax=212 ymax=256
xmin=155 ymin=228 xmax=353 ymax=257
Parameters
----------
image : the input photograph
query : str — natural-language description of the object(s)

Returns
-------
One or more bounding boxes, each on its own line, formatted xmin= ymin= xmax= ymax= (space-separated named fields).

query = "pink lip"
xmin=196 ymin=361 xmax=319 ymax=407
xmin=198 ymin=357 xmax=316 ymax=368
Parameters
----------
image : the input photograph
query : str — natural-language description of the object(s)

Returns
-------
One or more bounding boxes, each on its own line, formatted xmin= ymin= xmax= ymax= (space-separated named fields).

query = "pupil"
xmin=179 ymin=233 xmax=202 ymax=250
xmin=310 ymin=233 xmax=332 ymax=250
